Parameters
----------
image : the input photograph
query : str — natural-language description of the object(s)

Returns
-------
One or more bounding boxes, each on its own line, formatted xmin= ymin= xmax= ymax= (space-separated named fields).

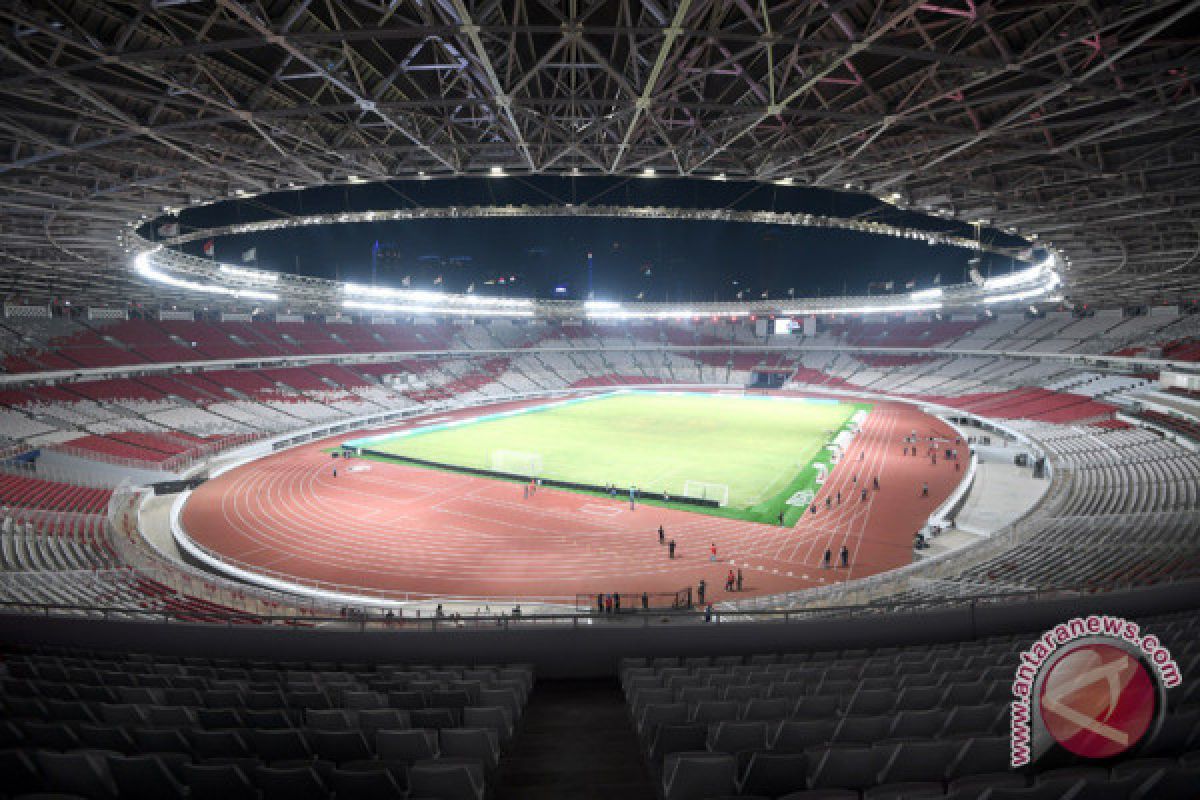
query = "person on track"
xmin=725 ymin=569 xmax=735 ymax=592
xmin=873 ymin=476 xmax=880 ymax=491
xmin=840 ymin=545 xmax=849 ymax=568
xmin=668 ymin=539 xmax=676 ymax=559
xmin=332 ymin=467 xmax=337 ymax=478
xmin=823 ymin=548 xmax=832 ymax=569
xmin=736 ymin=569 xmax=743 ymax=592
xmin=710 ymin=542 xmax=718 ymax=562
xmin=922 ymin=482 xmax=929 ymax=497
xmin=697 ymin=580 xmax=706 ymax=604
xmin=658 ymin=525 xmax=665 ymax=545
xmin=861 ymin=487 xmax=868 ymax=502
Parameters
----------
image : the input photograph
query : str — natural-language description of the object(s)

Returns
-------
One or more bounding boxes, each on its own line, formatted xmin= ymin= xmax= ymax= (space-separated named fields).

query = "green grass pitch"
xmin=350 ymin=391 xmax=869 ymax=524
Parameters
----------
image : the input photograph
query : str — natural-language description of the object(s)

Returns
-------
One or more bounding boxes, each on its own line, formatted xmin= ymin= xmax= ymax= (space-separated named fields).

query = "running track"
xmin=181 ymin=392 xmax=967 ymax=604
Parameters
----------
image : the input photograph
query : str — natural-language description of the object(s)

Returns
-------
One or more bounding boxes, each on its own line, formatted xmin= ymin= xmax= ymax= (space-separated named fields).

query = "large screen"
xmin=774 ymin=318 xmax=799 ymax=335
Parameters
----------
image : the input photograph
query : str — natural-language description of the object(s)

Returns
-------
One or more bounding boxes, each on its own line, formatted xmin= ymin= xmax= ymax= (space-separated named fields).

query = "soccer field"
xmin=349 ymin=391 xmax=868 ymax=523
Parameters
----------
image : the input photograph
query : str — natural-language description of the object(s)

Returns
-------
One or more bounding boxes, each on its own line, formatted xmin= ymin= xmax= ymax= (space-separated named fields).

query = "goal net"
xmin=490 ymin=449 xmax=544 ymax=476
xmin=683 ymin=480 xmax=730 ymax=507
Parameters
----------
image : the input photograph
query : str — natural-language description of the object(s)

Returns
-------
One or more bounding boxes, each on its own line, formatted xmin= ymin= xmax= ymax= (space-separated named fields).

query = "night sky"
xmin=171 ymin=176 xmax=1028 ymax=302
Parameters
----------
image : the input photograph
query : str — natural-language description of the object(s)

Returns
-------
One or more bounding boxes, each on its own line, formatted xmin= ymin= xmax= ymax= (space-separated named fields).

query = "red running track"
xmin=181 ymin=393 xmax=967 ymax=604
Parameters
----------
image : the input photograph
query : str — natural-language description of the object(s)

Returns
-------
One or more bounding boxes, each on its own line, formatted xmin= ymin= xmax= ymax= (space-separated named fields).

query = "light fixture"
xmin=134 ymin=252 xmax=279 ymax=302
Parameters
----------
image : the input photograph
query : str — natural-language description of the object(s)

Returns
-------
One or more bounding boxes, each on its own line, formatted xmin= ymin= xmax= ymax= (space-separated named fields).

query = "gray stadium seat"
xmin=662 ymin=752 xmax=737 ymax=800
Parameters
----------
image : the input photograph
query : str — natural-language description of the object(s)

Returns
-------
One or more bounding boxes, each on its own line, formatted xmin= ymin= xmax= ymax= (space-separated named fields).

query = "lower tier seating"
xmin=621 ymin=607 xmax=1200 ymax=799
xmin=0 ymin=647 xmax=533 ymax=800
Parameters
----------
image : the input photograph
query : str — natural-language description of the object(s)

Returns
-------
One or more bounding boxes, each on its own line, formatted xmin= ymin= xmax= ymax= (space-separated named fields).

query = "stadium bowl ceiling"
xmin=0 ymin=0 xmax=1198 ymax=307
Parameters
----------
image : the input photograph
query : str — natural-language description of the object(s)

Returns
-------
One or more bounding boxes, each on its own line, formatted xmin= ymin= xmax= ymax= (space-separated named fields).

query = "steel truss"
xmin=0 ymin=0 xmax=1196 ymax=307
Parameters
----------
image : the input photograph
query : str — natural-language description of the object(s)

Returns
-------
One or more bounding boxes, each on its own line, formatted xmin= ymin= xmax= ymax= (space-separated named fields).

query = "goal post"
xmin=682 ymin=480 xmax=730 ymax=507
xmin=490 ymin=449 xmax=544 ymax=477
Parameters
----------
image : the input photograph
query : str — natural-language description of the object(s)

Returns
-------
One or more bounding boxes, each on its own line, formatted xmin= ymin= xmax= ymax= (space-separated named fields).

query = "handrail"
xmin=0 ymin=579 xmax=1193 ymax=631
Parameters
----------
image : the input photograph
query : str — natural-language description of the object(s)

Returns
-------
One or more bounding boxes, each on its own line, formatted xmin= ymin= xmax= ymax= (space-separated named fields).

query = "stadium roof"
xmin=0 ymin=0 xmax=1197 ymax=307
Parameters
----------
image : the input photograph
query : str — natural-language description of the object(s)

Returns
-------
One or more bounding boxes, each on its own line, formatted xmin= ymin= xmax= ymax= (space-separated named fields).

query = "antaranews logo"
xmin=1010 ymin=615 xmax=1181 ymax=767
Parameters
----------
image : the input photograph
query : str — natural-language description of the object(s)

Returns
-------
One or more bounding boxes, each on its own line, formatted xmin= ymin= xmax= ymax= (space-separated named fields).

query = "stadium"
xmin=0 ymin=2 xmax=1198 ymax=799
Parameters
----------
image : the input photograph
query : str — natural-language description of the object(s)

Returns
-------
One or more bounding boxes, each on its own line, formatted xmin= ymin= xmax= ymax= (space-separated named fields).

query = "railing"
xmin=0 ymin=459 xmax=120 ymax=489
xmin=108 ymin=489 xmax=332 ymax=618
xmin=1 ymin=580 xmax=1192 ymax=632
xmin=48 ymin=432 xmax=262 ymax=474
xmin=1 ymin=340 xmax=1194 ymax=388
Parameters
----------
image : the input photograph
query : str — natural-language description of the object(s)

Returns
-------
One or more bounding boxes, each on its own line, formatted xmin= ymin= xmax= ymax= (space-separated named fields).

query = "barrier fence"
xmin=575 ymin=588 xmax=693 ymax=613
xmin=1 ymin=580 xmax=1192 ymax=633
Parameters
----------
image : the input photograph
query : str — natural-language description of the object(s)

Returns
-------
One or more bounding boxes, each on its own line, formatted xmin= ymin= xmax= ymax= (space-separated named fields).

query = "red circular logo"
xmin=1038 ymin=642 xmax=1156 ymax=759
